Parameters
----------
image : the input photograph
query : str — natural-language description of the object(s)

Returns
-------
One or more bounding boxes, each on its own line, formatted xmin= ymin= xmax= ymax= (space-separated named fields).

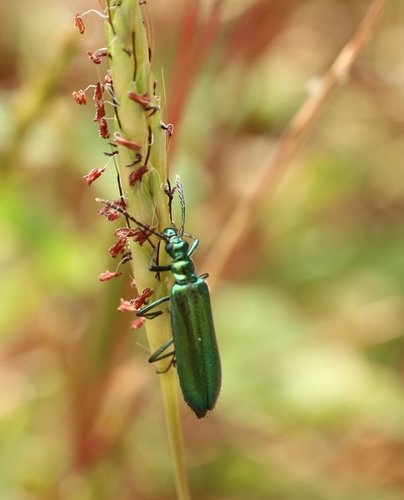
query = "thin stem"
xmin=160 ymin=370 xmax=191 ymax=500
xmin=100 ymin=1 xmax=191 ymax=497
xmin=168 ymin=1 xmax=222 ymax=159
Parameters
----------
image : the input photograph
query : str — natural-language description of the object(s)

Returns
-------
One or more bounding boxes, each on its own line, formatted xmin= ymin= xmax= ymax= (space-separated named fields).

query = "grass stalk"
xmin=101 ymin=1 xmax=190 ymax=498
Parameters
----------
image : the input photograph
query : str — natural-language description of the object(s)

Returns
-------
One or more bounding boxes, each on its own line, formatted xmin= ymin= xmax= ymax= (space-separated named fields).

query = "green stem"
xmin=103 ymin=1 xmax=190 ymax=498
xmin=160 ymin=370 xmax=191 ymax=500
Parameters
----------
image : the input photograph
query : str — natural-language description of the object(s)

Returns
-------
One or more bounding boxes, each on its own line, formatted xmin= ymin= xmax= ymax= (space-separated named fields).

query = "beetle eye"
xmin=166 ymin=242 xmax=173 ymax=252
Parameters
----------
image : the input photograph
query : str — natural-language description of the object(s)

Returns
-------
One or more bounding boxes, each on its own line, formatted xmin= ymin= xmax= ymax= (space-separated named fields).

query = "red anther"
xmin=128 ymin=91 xmax=160 ymax=117
xmin=114 ymin=227 xmax=139 ymax=238
xmin=98 ymin=118 xmax=110 ymax=139
xmin=83 ymin=167 xmax=105 ymax=185
xmin=134 ymin=288 xmax=154 ymax=309
xmin=98 ymin=205 xmax=120 ymax=221
xmin=109 ymin=236 xmax=127 ymax=258
xmin=114 ymin=132 xmax=142 ymax=151
xmin=127 ymin=91 xmax=151 ymax=107
xmin=93 ymin=82 xmax=104 ymax=101
xmin=98 ymin=199 xmax=126 ymax=221
xmin=129 ymin=165 xmax=148 ymax=186
xmin=118 ymin=298 xmax=138 ymax=313
xmin=72 ymin=90 xmax=87 ymax=105
xmin=104 ymin=75 xmax=112 ymax=85
xmin=131 ymin=318 xmax=146 ymax=330
xmin=74 ymin=13 xmax=85 ymax=34
xmin=133 ymin=226 xmax=153 ymax=245
xmin=87 ymin=51 xmax=103 ymax=65
xmin=94 ymin=101 xmax=106 ymax=122
xmin=117 ymin=198 xmax=127 ymax=210
xmin=99 ymin=271 xmax=121 ymax=281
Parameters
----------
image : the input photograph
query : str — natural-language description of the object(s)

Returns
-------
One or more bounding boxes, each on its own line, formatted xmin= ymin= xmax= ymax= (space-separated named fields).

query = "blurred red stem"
xmin=203 ymin=0 xmax=389 ymax=288
xmin=168 ymin=1 xmax=222 ymax=158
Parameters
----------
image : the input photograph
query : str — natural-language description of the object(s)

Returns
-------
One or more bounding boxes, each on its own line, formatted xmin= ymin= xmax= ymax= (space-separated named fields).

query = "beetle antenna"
xmin=95 ymin=198 xmax=168 ymax=243
xmin=175 ymin=175 xmax=186 ymax=237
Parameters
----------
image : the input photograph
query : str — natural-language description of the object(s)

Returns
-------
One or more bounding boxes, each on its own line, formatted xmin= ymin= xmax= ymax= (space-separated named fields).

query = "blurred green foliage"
xmin=1 ymin=0 xmax=404 ymax=499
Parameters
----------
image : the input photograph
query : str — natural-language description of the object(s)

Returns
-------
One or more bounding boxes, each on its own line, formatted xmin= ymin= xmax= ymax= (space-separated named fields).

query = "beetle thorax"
xmin=163 ymin=228 xmax=198 ymax=284
xmin=171 ymin=257 xmax=198 ymax=284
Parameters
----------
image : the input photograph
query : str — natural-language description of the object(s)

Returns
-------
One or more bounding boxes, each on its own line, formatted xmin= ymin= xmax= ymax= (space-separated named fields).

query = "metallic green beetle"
xmin=97 ymin=178 xmax=221 ymax=418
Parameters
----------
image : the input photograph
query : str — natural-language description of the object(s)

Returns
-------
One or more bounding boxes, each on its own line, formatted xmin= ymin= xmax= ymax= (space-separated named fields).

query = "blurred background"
xmin=1 ymin=0 xmax=404 ymax=498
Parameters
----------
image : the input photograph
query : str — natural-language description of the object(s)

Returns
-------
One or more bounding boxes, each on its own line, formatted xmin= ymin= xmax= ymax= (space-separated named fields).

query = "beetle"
xmin=96 ymin=176 xmax=221 ymax=418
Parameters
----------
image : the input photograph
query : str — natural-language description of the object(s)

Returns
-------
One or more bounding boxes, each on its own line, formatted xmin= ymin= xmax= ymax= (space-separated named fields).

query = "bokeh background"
xmin=1 ymin=0 xmax=404 ymax=498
